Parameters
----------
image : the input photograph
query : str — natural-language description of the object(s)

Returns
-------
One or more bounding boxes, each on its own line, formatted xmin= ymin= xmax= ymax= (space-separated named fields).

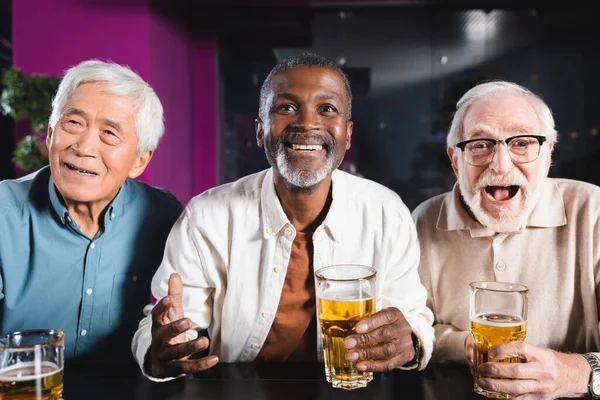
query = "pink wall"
xmin=148 ymin=14 xmax=194 ymax=202
xmin=12 ymin=0 xmax=219 ymax=204
xmin=192 ymin=38 xmax=219 ymax=197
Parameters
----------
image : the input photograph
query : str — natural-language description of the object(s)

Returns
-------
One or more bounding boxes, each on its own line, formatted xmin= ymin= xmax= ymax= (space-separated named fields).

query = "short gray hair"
xmin=446 ymin=80 xmax=557 ymax=148
xmin=258 ymin=52 xmax=352 ymax=122
xmin=49 ymin=59 xmax=164 ymax=153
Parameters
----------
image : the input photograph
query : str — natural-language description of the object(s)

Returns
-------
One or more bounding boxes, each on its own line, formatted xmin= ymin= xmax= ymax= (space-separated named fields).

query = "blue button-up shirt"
xmin=0 ymin=167 xmax=182 ymax=363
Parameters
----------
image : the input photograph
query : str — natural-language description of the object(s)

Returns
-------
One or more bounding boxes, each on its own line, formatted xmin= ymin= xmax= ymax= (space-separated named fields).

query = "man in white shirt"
xmin=132 ymin=53 xmax=434 ymax=380
xmin=413 ymin=80 xmax=600 ymax=399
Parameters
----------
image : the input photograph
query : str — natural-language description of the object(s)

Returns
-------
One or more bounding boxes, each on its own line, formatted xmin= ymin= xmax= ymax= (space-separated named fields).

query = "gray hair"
xmin=446 ymin=80 xmax=558 ymax=148
xmin=49 ymin=59 xmax=164 ymax=153
xmin=258 ymin=52 xmax=352 ymax=122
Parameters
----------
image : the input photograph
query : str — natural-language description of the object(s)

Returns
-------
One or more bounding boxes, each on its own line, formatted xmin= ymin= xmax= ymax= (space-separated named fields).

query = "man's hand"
xmin=343 ymin=307 xmax=417 ymax=372
xmin=476 ymin=342 xmax=590 ymax=399
xmin=147 ymin=273 xmax=219 ymax=378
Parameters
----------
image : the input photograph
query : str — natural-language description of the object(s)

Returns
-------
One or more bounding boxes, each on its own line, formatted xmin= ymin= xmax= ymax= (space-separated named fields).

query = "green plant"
xmin=1 ymin=67 xmax=60 ymax=171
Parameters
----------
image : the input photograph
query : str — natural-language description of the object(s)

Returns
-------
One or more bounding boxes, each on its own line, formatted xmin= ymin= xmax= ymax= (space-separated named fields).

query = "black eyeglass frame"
xmin=456 ymin=134 xmax=547 ymax=166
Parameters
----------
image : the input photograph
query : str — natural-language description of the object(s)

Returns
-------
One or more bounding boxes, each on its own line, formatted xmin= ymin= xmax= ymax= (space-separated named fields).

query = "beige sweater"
xmin=412 ymin=178 xmax=600 ymax=363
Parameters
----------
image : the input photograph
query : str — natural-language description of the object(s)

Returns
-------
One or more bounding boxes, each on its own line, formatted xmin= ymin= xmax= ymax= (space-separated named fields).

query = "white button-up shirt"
xmin=132 ymin=168 xmax=434 ymax=377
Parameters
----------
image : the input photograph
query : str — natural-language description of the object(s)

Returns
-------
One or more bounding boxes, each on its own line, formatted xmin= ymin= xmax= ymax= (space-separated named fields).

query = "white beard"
xmin=275 ymin=145 xmax=334 ymax=189
xmin=458 ymin=160 xmax=544 ymax=233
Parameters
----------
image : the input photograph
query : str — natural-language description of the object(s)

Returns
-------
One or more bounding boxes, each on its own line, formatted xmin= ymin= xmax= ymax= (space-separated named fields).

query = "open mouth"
xmin=484 ymin=185 xmax=520 ymax=201
xmin=65 ymin=163 xmax=98 ymax=176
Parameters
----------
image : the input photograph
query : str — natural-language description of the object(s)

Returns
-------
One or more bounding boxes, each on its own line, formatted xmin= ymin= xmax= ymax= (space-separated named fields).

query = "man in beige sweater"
xmin=412 ymin=80 xmax=600 ymax=399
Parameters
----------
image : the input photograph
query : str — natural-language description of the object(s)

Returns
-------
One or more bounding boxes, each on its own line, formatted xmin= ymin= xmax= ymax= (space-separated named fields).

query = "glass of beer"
xmin=0 ymin=329 xmax=64 ymax=400
xmin=315 ymin=264 xmax=376 ymax=390
xmin=469 ymin=281 xmax=528 ymax=399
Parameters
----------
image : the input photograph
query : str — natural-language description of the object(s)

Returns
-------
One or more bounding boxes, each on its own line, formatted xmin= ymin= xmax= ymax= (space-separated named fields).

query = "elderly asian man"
xmin=0 ymin=60 xmax=182 ymax=364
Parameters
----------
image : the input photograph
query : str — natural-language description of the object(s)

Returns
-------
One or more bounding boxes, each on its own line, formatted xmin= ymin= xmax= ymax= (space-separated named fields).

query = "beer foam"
xmin=472 ymin=313 xmax=525 ymax=328
xmin=0 ymin=362 xmax=62 ymax=382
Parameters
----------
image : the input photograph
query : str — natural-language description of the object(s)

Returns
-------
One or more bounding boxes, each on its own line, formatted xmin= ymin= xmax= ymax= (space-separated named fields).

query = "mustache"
xmin=275 ymin=131 xmax=334 ymax=151
xmin=474 ymin=169 xmax=529 ymax=190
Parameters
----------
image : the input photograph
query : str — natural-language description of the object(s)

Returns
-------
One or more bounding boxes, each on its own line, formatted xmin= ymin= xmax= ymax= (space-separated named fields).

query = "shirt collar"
xmin=437 ymin=178 xmax=566 ymax=237
xmin=260 ymin=168 xmax=346 ymax=241
xmin=47 ymin=174 xmax=131 ymax=226
xmin=48 ymin=174 xmax=70 ymax=225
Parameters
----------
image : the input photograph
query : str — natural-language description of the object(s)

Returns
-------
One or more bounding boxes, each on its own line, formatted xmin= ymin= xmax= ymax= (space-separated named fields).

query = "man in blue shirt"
xmin=0 ymin=60 xmax=182 ymax=364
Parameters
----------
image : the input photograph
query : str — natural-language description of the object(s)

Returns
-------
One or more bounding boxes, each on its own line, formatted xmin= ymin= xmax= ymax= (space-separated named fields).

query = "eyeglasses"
xmin=456 ymin=135 xmax=547 ymax=167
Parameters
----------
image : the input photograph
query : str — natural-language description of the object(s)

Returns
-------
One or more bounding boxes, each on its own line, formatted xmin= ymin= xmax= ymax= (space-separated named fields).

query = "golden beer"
xmin=318 ymin=296 xmax=376 ymax=390
xmin=471 ymin=313 xmax=527 ymax=399
xmin=0 ymin=362 xmax=64 ymax=400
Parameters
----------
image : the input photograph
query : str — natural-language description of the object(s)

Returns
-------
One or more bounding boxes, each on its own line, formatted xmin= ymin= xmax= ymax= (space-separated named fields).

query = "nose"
xmin=292 ymin=108 xmax=320 ymax=131
xmin=72 ymin=127 xmax=99 ymax=156
xmin=488 ymin=142 xmax=514 ymax=175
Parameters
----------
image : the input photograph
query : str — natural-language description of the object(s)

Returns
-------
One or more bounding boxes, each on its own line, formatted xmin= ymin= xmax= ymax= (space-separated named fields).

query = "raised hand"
xmin=343 ymin=307 xmax=416 ymax=372
xmin=147 ymin=273 xmax=219 ymax=378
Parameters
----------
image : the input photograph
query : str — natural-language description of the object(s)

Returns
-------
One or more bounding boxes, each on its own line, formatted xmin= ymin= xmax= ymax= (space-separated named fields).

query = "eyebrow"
xmin=60 ymin=107 xmax=87 ymax=119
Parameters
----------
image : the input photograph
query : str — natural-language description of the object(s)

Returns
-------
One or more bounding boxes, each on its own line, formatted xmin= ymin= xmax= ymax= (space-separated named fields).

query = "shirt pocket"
xmin=109 ymin=271 xmax=153 ymax=329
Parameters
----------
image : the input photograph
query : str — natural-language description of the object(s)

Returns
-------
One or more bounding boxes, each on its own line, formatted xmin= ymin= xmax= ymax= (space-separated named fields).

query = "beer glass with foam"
xmin=0 ymin=330 xmax=64 ymax=400
xmin=315 ymin=264 xmax=376 ymax=390
xmin=469 ymin=281 xmax=528 ymax=399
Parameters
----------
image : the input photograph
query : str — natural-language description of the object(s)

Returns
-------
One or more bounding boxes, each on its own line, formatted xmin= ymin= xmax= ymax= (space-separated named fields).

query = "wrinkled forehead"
xmin=269 ymin=66 xmax=348 ymax=101
xmin=462 ymin=93 xmax=542 ymax=139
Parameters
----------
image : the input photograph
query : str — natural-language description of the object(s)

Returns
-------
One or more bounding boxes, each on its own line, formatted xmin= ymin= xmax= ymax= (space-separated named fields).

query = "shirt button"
xmin=274 ymin=267 xmax=282 ymax=273
xmin=110 ymin=212 xmax=115 ymax=220
xmin=132 ymin=275 xmax=138 ymax=282
xmin=265 ymin=227 xmax=273 ymax=235
xmin=284 ymin=227 xmax=293 ymax=236
xmin=86 ymin=288 xmax=93 ymax=295
xmin=66 ymin=215 xmax=72 ymax=223
xmin=251 ymin=344 xmax=260 ymax=349
xmin=262 ymin=312 xmax=271 ymax=318
xmin=90 ymin=242 xmax=95 ymax=249
xmin=80 ymin=329 xmax=87 ymax=336
xmin=495 ymin=261 xmax=506 ymax=271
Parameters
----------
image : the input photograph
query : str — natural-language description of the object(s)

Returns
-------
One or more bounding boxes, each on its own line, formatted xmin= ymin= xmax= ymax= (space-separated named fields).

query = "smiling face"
xmin=447 ymin=93 xmax=554 ymax=232
xmin=47 ymin=81 xmax=153 ymax=210
xmin=255 ymin=66 xmax=353 ymax=189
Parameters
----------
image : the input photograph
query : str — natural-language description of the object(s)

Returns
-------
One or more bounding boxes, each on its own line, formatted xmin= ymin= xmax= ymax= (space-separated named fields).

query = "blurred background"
xmin=1 ymin=0 xmax=598 ymax=210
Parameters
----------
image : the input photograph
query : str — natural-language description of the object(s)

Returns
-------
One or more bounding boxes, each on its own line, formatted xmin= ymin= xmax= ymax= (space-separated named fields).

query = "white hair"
xmin=446 ymin=81 xmax=558 ymax=148
xmin=49 ymin=59 xmax=164 ymax=153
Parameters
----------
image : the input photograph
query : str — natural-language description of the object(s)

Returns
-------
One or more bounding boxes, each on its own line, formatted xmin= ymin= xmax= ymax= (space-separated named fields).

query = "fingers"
xmin=344 ymin=308 xmax=410 ymax=348
xmin=355 ymin=354 xmax=409 ymax=372
xmin=477 ymin=376 xmax=541 ymax=397
xmin=178 ymin=355 xmax=220 ymax=374
xmin=152 ymin=353 xmax=219 ymax=378
xmin=154 ymin=336 xmax=211 ymax=363
xmin=167 ymin=273 xmax=184 ymax=321
xmin=479 ymin=360 xmax=535 ymax=380
xmin=153 ymin=318 xmax=193 ymax=345
xmin=342 ymin=308 xmax=413 ymax=371
xmin=345 ymin=336 xmax=413 ymax=364
xmin=489 ymin=341 xmax=532 ymax=361
xmin=353 ymin=307 xmax=404 ymax=334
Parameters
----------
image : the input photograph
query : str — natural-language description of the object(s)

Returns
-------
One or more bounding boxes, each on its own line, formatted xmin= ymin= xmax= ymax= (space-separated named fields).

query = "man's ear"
xmin=345 ymin=121 xmax=353 ymax=150
xmin=544 ymin=141 xmax=555 ymax=175
xmin=128 ymin=150 xmax=154 ymax=179
xmin=447 ymin=147 xmax=459 ymax=178
xmin=46 ymin=125 xmax=53 ymax=150
xmin=256 ymin=118 xmax=264 ymax=148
